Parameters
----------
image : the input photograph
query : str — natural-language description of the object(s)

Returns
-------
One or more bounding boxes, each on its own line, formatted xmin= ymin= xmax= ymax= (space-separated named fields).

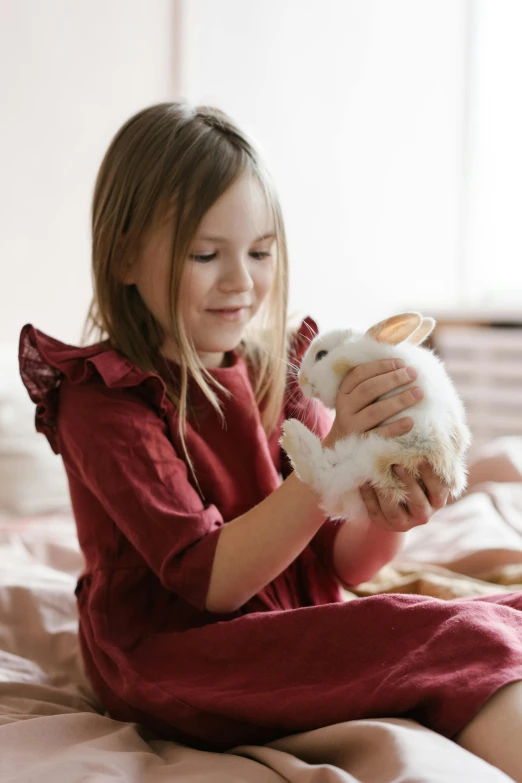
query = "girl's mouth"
xmin=207 ymin=307 xmax=249 ymax=322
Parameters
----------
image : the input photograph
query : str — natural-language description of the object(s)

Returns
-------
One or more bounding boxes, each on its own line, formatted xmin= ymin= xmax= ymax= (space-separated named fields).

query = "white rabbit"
xmin=280 ymin=312 xmax=471 ymax=521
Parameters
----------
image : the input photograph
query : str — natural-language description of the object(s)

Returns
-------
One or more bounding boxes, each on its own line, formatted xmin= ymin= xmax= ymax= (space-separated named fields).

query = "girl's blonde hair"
xmin=85 ymin=102 xmax=289 ymax=482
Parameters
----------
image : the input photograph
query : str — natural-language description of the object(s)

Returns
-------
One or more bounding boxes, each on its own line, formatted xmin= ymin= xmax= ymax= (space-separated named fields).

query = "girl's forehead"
xmin=197 ymin=174 xmax=274 ymax=241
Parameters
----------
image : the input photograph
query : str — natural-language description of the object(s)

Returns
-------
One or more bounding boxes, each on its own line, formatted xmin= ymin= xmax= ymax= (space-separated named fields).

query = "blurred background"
xmin=2 ymin=0 xmax=522 ymax=515
xmin=2 ymin=0 xmax=522 ymax=343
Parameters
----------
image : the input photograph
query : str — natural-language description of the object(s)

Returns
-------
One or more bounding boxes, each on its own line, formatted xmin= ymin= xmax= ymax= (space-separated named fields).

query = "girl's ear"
xmin=365 ymin=312 xmax=422 ymax=345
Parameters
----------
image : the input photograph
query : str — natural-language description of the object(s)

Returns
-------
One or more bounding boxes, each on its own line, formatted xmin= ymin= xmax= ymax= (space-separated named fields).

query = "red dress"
xmin=19 ymin=318 xmax=522 ymax=752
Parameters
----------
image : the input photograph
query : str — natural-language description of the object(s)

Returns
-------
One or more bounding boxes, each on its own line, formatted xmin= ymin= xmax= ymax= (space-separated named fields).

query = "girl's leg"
xmin=456 ymin=680 xmax=522 ymax=782
xmin=92 ymin=592 xmax=522 ymax=750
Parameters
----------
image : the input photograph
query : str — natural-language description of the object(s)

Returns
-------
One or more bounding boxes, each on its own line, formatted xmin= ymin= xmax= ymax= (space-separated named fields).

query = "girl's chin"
xmin=195 ymin=326 xmax=247 ymax=351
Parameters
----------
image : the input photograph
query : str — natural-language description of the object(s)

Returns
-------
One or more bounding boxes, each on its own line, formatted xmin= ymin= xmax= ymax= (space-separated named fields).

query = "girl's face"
xmin=126 ymin=173 xmax=276 ymax=368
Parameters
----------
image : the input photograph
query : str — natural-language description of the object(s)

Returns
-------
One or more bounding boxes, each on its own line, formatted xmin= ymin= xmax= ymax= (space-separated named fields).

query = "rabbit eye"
xmin=315 ymin=349 xmax=328 ymax=362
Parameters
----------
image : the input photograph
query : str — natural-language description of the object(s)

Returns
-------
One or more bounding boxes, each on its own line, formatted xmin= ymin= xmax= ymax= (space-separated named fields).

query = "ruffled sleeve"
xmin=19 ymin=324 xmax=168 ymax=454
xmin=283 ymin=317 xmax=341 ymax=576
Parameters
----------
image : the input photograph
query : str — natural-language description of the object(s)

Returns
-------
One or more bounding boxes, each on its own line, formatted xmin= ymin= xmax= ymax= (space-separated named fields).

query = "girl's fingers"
xmin=369 ymin=416 xmax=414 ymax=440
xmin=373 ymin=488 xmax=412 ymax=531
xmin=392 ymin=466 xmax=431 ymax=527
xmin=334 ymin=359 xmax=422 ymax=438
xmin=359 ymin=484 xmax=392 ymax=530
xmin=338 ymin=359 xmax=407 ymax=397
xmin=347 ymin=367 xmax=418 ymax=415
xmin=358 ymin=386 xmax=423 ymax=432
xmin=360 ymin=466 xmax=448 ymax=535
xmin=416 ymin=463 xmax=450 ymax=510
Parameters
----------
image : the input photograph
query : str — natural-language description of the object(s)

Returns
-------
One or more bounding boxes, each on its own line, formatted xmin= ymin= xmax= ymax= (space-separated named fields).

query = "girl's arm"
xmin=330 ymin=522 xmax=404 ymax=589
xmin=208 ymin=457 xmax=448 ymax=612
xmin=205 ymin=472 xmax=325 ymax=613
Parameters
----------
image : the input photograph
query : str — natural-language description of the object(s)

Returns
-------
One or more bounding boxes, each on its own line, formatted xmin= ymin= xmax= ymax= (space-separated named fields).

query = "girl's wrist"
xmin=286 ymin=471 xmax=326 ymax=517
xmin=333 ymin=519 xmax=405 ymax=587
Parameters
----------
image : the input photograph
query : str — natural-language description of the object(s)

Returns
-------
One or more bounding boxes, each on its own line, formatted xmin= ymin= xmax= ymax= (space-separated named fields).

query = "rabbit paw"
xmin=280 ymin=418 xmax=325 ymax=485
xmin=427 ymin=452 xmax=468 ymax=499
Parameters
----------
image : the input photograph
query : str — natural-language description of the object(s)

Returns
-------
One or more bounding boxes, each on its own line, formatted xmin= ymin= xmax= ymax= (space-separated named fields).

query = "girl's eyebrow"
xmin=196 ymin=232 xmax=276 ymax=243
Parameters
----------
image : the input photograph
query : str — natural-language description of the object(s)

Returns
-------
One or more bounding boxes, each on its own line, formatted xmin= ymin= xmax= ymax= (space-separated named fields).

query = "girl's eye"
xmin=189 ymin=250 xmax=272 ymax=262
xmin=189 ymin=253 xmax=217 ymax=262
xmin=315 ymin=350 xmax=328 ymax=362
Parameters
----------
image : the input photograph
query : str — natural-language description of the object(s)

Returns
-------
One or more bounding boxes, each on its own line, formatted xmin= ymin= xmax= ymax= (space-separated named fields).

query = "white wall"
xmin=465 ymin=0 xmax=522 ymax=307
xmin=182 ymin=0 xmax=469 ymax=330
xmin=4 ymin=1 xmax=518 ymax=348
xmin=0 ymin=0 xmax=175 ymax=346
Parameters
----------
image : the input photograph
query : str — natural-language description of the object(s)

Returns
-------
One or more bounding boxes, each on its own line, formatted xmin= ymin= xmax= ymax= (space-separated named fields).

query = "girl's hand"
xmin=319 ymin=359 xmax=448 ymax=531
xmin=359 ymin=462 xmax=449 ymax=532
xmin=322 ymin=358 xmax=423 ymax=448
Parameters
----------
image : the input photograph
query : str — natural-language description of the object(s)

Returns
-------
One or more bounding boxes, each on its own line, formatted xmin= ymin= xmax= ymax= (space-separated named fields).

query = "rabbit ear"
xmin=366 ymin=312 xmax=422 ymax=345
xmin=407 ymin=317 xmax=436 ymax=345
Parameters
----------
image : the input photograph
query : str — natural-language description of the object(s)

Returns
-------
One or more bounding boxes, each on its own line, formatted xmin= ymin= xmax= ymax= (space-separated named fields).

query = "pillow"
xmin=0 ymin=343 xmax=70 ymax=516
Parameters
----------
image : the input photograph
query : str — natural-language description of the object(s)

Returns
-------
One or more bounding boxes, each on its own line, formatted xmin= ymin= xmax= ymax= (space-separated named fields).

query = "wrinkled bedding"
xmin=3 ymin=438 xmax=522 ymax=781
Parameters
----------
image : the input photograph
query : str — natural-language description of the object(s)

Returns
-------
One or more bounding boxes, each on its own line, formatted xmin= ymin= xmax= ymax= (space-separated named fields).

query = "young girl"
xmin=19 ymin=102 xmax=522 ymax=780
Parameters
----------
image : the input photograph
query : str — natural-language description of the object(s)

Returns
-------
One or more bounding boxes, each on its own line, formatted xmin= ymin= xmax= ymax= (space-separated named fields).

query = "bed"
xmin=1 ymin=344 xmax=522 ymax=781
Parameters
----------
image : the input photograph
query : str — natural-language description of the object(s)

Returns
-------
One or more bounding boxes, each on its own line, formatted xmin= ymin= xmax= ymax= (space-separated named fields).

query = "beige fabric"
xmin=3 ymin=435 xmax=522 ymax=781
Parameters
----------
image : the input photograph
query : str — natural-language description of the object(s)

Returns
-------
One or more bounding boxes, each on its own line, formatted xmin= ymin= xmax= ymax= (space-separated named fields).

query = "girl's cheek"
xmin=183 ymin=265 xmax=215 ymax=312
xmin=192 ymin=266 xmax=214 ymax=301
xmin=260 ymin=263 xmax=276 ymax=297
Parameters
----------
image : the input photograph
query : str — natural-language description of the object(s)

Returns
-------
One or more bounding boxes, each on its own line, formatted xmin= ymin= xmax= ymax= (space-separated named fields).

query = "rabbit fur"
xmin=280 ymin=312 xmax=471 ymax=521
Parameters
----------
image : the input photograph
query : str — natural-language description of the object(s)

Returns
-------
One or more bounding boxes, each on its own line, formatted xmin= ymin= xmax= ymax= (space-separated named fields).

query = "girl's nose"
xmin=219 ymin=256 xmax=254 ymax=292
